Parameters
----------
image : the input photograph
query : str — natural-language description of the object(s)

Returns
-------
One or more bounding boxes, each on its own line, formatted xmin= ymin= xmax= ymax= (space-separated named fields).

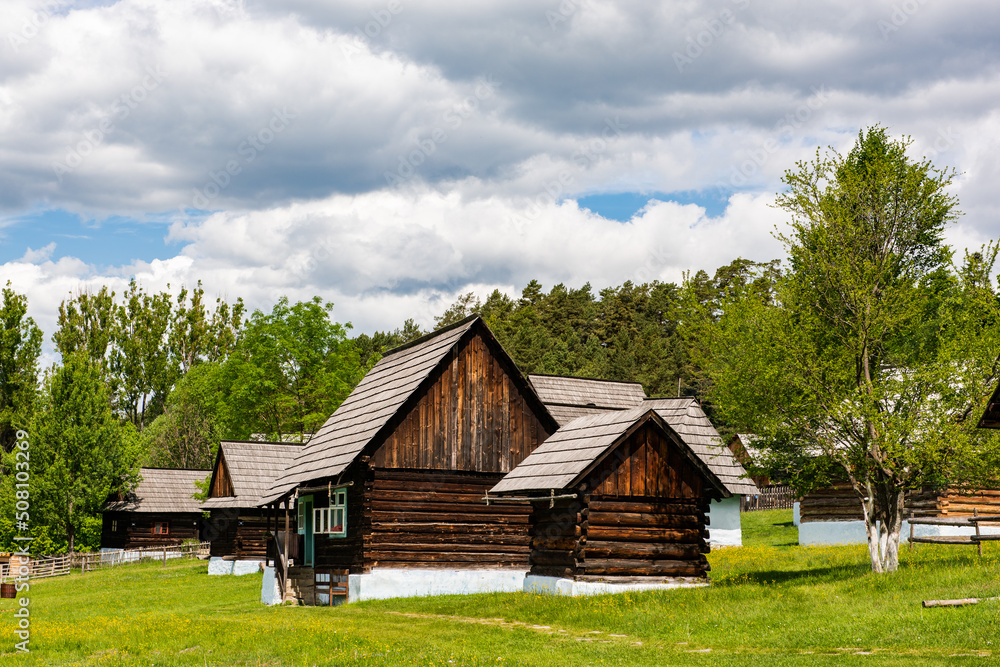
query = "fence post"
xmin=162 ymin=547 xmax=166 ymax=565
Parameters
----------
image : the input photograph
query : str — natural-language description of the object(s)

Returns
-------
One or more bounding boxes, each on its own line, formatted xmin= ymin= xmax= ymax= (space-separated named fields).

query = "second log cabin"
xmin=488 ymin=404 xmax=747 ymax=595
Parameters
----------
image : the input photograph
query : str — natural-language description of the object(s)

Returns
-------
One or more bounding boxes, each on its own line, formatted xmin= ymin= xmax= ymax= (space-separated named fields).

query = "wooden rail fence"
xmin=0 ymin=542 xmax=210 ymax=581
xmin=741 ymin=485 xmax=796 ymax=512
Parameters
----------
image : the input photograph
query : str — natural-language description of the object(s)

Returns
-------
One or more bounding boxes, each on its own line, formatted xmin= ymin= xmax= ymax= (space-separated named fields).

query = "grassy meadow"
xmin=1 ymin=509 xmax=998 ymax=666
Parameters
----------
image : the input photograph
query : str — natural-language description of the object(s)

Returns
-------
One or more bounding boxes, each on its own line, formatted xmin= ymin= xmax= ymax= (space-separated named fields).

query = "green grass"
xmin=1 ymin=510 xmax=998 ymax=665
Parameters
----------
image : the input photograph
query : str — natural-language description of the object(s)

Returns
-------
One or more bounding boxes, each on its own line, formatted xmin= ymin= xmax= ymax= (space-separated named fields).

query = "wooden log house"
xmin=201 ymin=440 xmax=303 ymax=570
xmin=528 ymin=375 xmax=756 ymax=545
xmin=257 ymin=316 xmax=559 ymax=604
xmin=101 ymin=468 xmax=210 ymax=550
xmin=488 ymin=402 xmax=752 ymax=593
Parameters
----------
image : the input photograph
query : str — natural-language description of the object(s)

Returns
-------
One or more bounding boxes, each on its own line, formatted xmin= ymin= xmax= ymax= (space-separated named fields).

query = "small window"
xmin=314 ymin=488 xmax=347 ymax=538
xmin=153 ymin=521 xmax=170 ymax=535
xmin=111 ymin=520 xmax=119 ymax=532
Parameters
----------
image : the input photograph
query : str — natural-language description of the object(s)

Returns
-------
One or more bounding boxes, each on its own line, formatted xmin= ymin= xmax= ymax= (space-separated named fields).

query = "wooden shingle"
xmin=103 ymin=468 xmax=210 ymax=514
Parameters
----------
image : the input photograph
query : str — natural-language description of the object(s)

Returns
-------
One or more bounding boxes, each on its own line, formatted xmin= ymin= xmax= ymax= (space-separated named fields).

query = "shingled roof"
xmin=260 ymin=316 xmax=554 ymax=504
xmin=978 ymin=381 xmax=1000 ymax=429
xmin=490 ymin=398 xmax=757 ymax=497
xmin=202 ymin=441 xmax=304 ymax=509
xmin=528 ymin=374 xmax=647 ymax=426
xmin=644 ymin=398 xmax=758 ymax=496
xmin=490 ymin=407 xmax=728 ymax=496
xmin=103 ymin=468 xmax=210 ymax=514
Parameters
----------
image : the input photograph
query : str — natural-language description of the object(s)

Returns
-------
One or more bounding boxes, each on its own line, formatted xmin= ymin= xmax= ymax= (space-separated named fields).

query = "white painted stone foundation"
xmin=260 ymin=567 xmax=526 ymax=605
xmin=524 ymin=575 xmax=707 ymax=597
xmin=708 ymin=496 xmax=742 ymax=546
xmin=348 ymin=568 xmax=525 ymax=602
xmin=799 ymin=520 xmax=1000 ymax=546
xmin=261 ymin=566 xmax=282 ymax=605
xmin=208 ymin=557 xmax=265 ymax=575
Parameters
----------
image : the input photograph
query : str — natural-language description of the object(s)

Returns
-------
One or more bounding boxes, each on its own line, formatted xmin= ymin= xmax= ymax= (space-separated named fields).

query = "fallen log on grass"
xmin=921 ymin=596 xmax=1000 ymax=608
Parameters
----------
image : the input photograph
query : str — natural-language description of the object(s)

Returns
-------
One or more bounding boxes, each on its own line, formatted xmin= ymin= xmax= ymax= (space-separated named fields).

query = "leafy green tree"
xmin=697 ymin=126 xmax=1000 ymax=573
xmin=52 ymin=286 xmax=115 ymax=371
xmin=141 ymin=362 xmax=227 ymax=469
xmin=353 ymin=319 xmax=424 ymax=369
xmin=112 ymin=280 xmax=175 ymax=431
xmin=0 ymin=284 xmax=42 ymax=452
xmin=32 ymin=354 xmax=141 ymax=552
xmin=222 ymin=297 xmax=364 ymax=440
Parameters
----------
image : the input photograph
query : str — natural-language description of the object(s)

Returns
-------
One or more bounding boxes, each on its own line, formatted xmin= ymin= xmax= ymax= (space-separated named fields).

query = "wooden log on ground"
xmin=922 ymin=596 xmax=1000 ymax=608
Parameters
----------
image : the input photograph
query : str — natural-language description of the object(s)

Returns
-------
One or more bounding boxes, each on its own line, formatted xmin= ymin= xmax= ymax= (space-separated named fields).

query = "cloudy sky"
xmin=2 ymin=0 xmax=999 ymax=345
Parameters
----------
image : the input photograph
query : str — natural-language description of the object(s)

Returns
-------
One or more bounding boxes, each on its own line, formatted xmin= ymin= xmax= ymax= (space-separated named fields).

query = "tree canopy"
xmin=695 ymin=126 xmax=1000 ymax=572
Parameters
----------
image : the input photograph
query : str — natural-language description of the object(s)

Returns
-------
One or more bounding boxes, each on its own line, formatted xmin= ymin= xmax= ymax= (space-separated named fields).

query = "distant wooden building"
xmin=489 ymin=405 xmax=747 ymax=594
xmin=101 ymin=468 xmax=210 ymax=550
xmin=201 ymin=440 xmax=303 ymax=572
xmin=258 ymin=316 xmax=559 ymax=604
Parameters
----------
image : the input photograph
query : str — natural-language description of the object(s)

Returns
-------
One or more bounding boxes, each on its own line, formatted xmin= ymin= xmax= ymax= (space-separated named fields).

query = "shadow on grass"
xmin=712 ymin=564 xmax=872 ymax=587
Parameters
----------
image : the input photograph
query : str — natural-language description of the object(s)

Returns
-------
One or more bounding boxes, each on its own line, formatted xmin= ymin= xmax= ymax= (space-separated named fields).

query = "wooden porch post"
xmin=283 ymin=498 xmax=291 ymax=575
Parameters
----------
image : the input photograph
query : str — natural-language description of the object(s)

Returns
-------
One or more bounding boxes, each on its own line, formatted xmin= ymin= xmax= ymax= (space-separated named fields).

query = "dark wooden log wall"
xmin=527 ymin=497 xmax=711 ymax=580
xmin=581 ymin=497 xmax=710 ymax=579
xmin=315 ymin=468 xmax=532 ymax=572
xmin=101 ymin=512 xmax=202 ymax=549
xmin=798 ymin=483 xmax=864 ymax=523
xmin=802 ymin=484 xmax=1000 ymax=522
xmin=372 ymin=333 xmax=553 ymax=474
xmin=527 ymin=499 xmax=584 ymax=578
xmin=587 ymin=423 xmax=704 ymax=499
xmin=207 ymin=509 xmax=274 ymax=559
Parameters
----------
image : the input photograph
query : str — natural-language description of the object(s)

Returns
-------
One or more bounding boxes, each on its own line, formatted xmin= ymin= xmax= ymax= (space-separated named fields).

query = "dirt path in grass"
xmin=381 ymin=612 xmax=995 ymax=660
xmin=383 ymin=611 xmax=643 ymax=646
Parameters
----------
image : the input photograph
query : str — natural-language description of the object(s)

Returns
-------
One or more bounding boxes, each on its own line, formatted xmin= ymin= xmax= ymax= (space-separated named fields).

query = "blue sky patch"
xmin=0 ymin=209 xmax=181 ymax=267
xmin=576 ymin=190 xmax=731 ymax=221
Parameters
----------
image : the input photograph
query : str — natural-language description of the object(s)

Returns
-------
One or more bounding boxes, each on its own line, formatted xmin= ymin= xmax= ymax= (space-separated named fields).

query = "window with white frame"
xmin=314 ymin=488 xmax=347 ymax=537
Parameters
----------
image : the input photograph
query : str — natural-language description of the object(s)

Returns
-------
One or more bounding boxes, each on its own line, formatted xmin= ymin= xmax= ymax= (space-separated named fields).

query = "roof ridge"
xmin=382 ymin=314 xmax=480 ymax=356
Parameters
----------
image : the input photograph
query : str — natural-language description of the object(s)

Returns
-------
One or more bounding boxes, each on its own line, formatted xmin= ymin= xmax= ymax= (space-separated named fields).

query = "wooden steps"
xmin=283 ymin=566 xmax=315 ymax=604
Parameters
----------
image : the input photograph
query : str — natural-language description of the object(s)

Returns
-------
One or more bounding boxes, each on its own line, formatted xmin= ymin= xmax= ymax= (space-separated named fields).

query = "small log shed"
xmin=528 ymin=375 xmax=757 ymax=546
xmin=201 ymin=440 xmax=303 ymax=573
xmin=101 ymin=468 xmax=210 ymax=550
xmin=488 ymin=403 xmax=754 ymax=595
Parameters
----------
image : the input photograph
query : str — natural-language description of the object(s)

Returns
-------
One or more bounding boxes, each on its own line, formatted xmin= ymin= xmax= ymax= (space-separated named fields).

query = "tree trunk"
xmin=861 ymin=477 xmax=905 ymax=573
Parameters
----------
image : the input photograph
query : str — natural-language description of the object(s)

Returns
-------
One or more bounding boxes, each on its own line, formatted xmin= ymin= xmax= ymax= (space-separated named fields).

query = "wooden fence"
xmin=0 ymin=542 xmax=210 ymax=580
xmin=75 ymin=542 xmax=210 ymax=572
xmin=741 ymin=485 xmax=796 ymax=512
